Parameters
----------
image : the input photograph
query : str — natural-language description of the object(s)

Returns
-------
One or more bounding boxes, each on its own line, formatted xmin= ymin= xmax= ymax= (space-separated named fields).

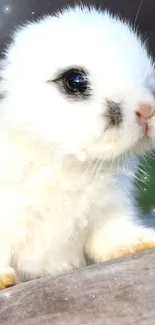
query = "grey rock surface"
xmin=0 ymin=248 xmax=155 ymax=325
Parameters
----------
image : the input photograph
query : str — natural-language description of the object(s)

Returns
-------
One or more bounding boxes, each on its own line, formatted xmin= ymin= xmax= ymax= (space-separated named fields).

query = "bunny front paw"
xmin=0 ymin=266 xmax=20 ymax=290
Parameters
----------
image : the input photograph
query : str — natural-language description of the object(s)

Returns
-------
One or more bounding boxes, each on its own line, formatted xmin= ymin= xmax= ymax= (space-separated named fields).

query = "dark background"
xmin=0 ymin=0 xmax=155 ymax=216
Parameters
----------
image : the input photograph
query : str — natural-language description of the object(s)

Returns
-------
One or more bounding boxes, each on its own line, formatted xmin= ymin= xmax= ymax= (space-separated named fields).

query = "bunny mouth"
xmin=142 ymin=121 xmax=154 ymax=139
xmin=137 ymin=108 xmax=155 ymax=139
xmin=143 ymin=123 xmax=151 ymax=137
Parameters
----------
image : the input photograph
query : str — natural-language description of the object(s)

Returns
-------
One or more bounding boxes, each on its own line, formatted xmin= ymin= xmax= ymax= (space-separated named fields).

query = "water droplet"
xmin=89 ymin=294 xmax=95 ymax=298
xmin=3 ymin=5 xmax=12 ymax=14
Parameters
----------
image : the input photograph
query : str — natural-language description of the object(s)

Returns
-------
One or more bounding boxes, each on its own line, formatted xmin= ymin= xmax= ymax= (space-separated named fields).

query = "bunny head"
xmin=0 ymin=5 xmax=155 ymax=162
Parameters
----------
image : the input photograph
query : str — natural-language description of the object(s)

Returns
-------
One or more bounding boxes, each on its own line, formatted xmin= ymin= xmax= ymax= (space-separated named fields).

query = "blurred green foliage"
xmin=136 ymin=153 xmax=155 ymax=215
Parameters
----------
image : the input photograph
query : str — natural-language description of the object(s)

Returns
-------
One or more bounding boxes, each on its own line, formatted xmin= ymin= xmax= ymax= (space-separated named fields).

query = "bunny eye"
xmin=52 ymin=68 xmax=90 ymax=98
xmin=63 ymin=69 xmax=88 ymax=95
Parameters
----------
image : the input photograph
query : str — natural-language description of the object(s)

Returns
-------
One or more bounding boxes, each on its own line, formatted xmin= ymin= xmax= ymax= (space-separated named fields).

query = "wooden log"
xmin=0 ymin=249 xmax=155 ymax=325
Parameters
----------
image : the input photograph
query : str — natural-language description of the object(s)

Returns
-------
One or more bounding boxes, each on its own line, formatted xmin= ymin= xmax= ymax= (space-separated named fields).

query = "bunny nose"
xmin=136 ymin=104 xmax=154 ymax=125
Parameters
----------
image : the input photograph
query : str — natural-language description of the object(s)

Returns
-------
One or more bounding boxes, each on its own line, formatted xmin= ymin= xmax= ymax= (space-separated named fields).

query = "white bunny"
xmin=0 ymin=5 xmax=155 ymax=288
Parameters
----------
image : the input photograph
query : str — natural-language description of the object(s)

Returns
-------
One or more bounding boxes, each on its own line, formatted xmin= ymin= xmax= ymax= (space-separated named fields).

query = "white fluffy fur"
xmin=0 ymin=5 xmax=155 ymax=281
